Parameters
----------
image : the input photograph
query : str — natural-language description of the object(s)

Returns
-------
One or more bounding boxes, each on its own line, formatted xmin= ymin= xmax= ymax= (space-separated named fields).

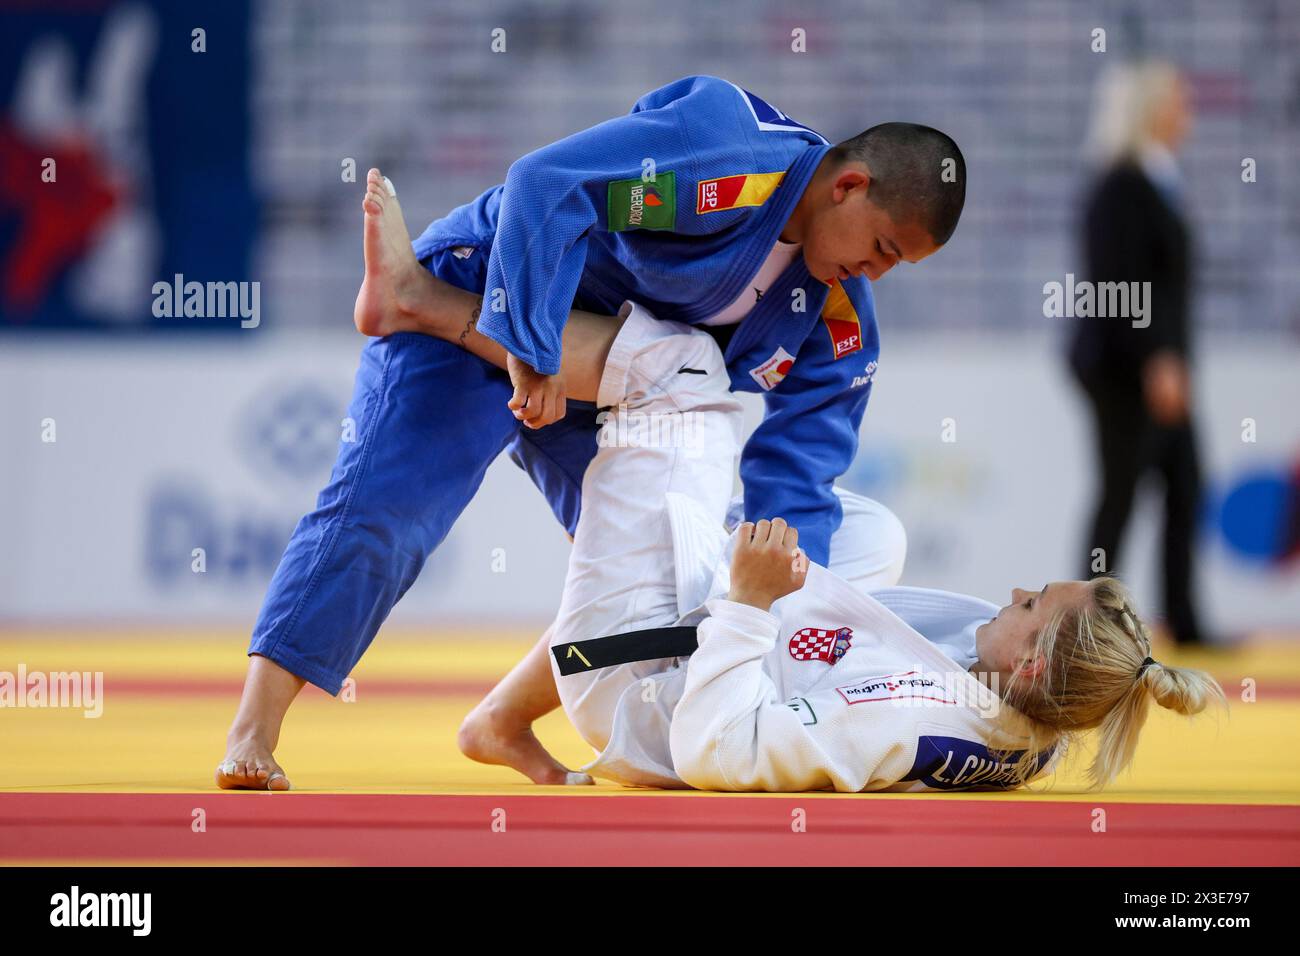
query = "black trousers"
xmin=1076 ymin=376 xmax=1205 ymax=645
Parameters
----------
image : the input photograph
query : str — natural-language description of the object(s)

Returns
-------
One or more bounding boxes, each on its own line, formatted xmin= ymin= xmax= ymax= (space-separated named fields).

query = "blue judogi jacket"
xmin=413 ymin=75 xmax=880 ymax=565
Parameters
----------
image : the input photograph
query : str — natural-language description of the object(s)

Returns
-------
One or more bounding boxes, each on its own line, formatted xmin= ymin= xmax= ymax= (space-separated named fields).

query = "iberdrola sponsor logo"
xmin=629 ymin=183 xmax=665 ymax=225
xmin=607 ymin=172 xmax=676 ymax=231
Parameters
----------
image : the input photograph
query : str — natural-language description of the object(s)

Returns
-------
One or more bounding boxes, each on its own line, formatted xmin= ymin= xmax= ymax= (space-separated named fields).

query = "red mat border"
xmin=2 ymin=793 xmax=1296 ymax=866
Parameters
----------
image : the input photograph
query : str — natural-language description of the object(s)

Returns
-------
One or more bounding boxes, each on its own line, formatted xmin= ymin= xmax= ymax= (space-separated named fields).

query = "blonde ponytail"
xmin=993 ymin=577 xmax=1226 ymax=790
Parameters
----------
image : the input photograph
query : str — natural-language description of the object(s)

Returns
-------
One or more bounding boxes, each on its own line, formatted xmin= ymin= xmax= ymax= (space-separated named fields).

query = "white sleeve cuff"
xmin=702 ymin=598 xmax=781 ymax=644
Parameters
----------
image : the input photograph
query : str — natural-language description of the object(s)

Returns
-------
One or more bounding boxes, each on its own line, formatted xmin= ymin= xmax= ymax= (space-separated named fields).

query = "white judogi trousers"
xmin=550 ymin=303 xmax=906 ymax=755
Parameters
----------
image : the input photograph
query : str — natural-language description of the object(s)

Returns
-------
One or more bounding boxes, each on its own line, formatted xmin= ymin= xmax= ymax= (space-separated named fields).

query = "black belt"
xmin=551 ymin=625 xmax=699 ymax=676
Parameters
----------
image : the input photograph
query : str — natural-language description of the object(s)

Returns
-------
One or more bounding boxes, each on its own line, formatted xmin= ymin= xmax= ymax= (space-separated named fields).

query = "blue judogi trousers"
xmin=247 ymin=244 xmax=599 ymax=693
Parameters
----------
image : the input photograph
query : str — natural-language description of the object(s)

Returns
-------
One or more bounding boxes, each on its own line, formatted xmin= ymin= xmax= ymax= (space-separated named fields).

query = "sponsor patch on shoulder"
xmin=607 ymin=172 xmax=676 ymax=231
xmin=835 ymin=671 xmax=957 ymax=706
xmin=748 ymin=345 xmax=795 ymax=391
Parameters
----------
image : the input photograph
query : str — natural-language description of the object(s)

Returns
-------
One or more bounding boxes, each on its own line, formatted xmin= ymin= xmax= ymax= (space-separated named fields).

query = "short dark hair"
xmin=832 ymin=122 xmax=967 ymax=245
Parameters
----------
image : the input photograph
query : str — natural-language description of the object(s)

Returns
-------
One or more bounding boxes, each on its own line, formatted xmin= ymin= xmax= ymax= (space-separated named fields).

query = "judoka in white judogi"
xmin=549 ymin=303 xmax=1060 ymax=792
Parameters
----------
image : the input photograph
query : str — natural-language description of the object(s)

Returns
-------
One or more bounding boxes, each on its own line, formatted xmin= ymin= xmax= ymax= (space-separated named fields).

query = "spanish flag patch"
xmin=696 ymin=172 xmax=786 ymax=214
xmin=822 ymin=282 xmax=863 ymax=359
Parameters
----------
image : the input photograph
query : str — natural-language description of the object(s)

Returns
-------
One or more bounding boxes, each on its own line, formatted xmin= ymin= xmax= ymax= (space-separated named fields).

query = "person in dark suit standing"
xmin=1069 ymin=61 xmax=1205 ymax=646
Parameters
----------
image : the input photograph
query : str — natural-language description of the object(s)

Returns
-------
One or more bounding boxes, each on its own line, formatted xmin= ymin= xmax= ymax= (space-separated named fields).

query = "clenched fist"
xmin=507 ymin=352 xmax=567 ymax=429
xmin=727 ymin=517 xmax=809 ymax=612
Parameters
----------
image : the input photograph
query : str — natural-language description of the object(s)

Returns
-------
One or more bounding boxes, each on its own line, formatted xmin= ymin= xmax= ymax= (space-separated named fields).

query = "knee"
xmin=564 ymin=696 xmax=613 ymax=754
xmin=827 ymin=490 xmax=908 ymax=589
xmin=872 ymin=504 xmax=908 ymax=585
xmin=556 ymin=674 xmax=620 ymax=753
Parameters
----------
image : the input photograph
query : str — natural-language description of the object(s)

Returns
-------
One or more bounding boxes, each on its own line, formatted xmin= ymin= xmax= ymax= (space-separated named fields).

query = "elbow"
xmin=503 ymin=150 xmax=551 ymax=195
xmin=669 ymin=723 xmax=728 ymax=791
xmin=498 ymin=157 xmax=538 ymax=211
xmin=670 ymin=721 xmax=761 ymax=791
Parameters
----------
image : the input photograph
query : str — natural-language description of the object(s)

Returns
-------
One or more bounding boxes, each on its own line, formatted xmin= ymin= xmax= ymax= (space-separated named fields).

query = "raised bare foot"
xmin=458 ymin=699 xmax=594 ymax=786
xmin=353 ymin=168 xmax=427 ymax=337
xmin=216 ymin=734 xmax=292 ymax=791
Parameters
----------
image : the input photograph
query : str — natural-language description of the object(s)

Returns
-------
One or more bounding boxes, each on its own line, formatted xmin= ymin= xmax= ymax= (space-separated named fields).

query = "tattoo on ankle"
xmin=459 ymin=299 xmax=482 ymax=347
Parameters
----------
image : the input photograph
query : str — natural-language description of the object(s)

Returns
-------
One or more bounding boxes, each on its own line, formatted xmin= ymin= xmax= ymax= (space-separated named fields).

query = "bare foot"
xmin=216 ymin=734 xmax=292 ymax=791
xmin=458 ymin=699 xmax=594 ymax=786
xmin=353 ymin=168 xmax=430 ymax=337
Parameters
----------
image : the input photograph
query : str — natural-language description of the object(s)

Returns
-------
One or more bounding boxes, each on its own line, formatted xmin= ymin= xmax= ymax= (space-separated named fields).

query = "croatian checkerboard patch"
xmin=788 ymin=626 xmax=853 ymax=665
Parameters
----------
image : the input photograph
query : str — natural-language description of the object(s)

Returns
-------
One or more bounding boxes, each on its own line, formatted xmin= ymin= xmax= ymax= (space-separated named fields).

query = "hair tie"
xmin=1136 ymin=656 xmax=1156 ymax=679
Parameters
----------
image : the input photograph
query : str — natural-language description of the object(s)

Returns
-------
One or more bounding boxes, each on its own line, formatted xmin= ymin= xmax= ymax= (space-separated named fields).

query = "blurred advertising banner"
xmin=0 ymin=335 xmax=572 ymax=626
xmin=2 ymin=334 xmax=1296 ymax=634
xmin=0 ymin=1 xmax=256 ymax=330
xmin=4 ymin=0 xmax=1296 ymax=337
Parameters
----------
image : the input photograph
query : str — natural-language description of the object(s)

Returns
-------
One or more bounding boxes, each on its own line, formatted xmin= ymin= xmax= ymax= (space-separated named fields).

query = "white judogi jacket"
xmin=581 ymin=493 xmax=1061 ymax=792
xmin=551 ymin=303 xmax=1059 ymax=793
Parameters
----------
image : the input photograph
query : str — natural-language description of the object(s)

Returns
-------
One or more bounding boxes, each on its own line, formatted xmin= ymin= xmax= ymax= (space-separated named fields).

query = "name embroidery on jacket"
xmin=903 ymin=735 xmax=1056 ymax=790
